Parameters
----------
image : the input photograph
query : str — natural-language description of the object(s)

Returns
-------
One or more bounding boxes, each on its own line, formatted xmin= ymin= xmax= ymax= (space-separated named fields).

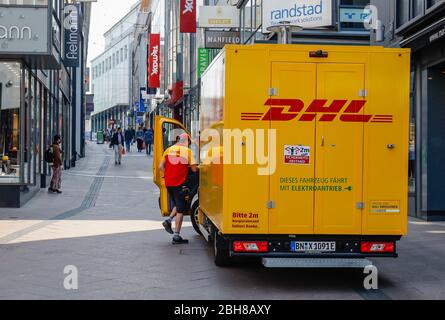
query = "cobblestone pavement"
xmin=0 ymin=142 xmax=444 ymax=300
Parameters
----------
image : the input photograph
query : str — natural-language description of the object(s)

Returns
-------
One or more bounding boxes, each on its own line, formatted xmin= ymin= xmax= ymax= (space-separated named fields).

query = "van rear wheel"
xmin=213 ymin=230 xmax=232 ymax=267
xmin=190 ymin=200 xmax=202 ymax=236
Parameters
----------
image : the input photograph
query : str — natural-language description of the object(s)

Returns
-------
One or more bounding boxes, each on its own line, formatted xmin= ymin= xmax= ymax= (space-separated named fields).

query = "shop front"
xmin=398 ymin=16 xmax=445 ymax=221
xmin=0 ymin=61 xmax=59 ymax=207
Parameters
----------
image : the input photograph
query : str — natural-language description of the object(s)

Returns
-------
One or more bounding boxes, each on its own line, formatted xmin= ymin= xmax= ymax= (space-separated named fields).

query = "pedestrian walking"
xmin=125 ymin=127 xmax=133 ymax=153
xmin=48 ymin=134 xmax=63 ymax=194
xmin=136 ymin=127 xmax=144 ymax=152
xmin=160 ymin=133 xmax=198 ymax=245
xmin=145 ymin=127 xmax=154 ymax=156
xmin=111 ymin=127 xmax=125 ymax=165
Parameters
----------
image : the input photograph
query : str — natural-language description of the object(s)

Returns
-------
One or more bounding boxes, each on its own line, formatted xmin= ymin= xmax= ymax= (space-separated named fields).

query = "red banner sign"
xmin=180 ymin=0 xmax=196 ymax=33
xmin=148 ymin=33 xmax=161 ymax=88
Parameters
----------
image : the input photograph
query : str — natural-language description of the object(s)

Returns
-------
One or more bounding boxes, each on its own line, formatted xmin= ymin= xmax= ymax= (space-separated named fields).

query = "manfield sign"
xmin=262 ymin=0 xmax=334 ymax=33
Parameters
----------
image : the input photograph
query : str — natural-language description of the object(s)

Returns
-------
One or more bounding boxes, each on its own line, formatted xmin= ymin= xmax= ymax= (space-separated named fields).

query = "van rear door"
xmin=314 ymin=64 xmax=365 ymax=235
xmin=268 ymin=62 xmax=365 ymax=235
xmin=268 ymin=62 xmax=317 ymax=234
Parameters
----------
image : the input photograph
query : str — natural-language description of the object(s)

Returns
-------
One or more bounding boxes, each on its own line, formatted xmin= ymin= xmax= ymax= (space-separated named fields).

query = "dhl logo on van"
xmin=241 ymin=99 xmax=393 ymax=123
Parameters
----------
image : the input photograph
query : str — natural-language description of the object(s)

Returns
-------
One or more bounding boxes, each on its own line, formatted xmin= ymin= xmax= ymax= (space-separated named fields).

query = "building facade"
xmin=0 ymin=0 xmax=91 ymax=207
xmin=371 ymin=0 xmax=445 ymax=221
xmin=90 ymin=2 xmax=139 ymax=132
xmin=139 ymin=0 xmax=371 ymax=134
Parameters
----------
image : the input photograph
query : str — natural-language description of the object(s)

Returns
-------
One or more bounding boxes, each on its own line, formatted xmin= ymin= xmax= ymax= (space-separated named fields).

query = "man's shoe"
xmin=162 ymin=219 xmax=174 ymax=234
xmin=55 ymin=190 xmax=62 ymax=194
xmin=172 ymin=235 xmax=189 ymax=245
xmin=48 ymin=188 xmax=55 ymax=193
xmin=115 ymin=162 xmax=118 ymax=165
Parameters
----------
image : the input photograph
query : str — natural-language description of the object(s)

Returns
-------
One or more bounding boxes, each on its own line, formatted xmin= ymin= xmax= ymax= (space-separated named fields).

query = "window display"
xmin=0 ymin=62 xmax=21 ymax=183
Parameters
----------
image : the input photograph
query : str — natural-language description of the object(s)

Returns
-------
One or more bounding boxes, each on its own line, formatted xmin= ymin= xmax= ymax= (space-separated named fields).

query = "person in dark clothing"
xmin=49 ymin=135 xmax=63 ymax=194
xmin=136 ymin=127 xmax=144 ymax=152
xmin=125 ymin=128 xmax=133 ymax=153
xmin=111 ymin=127 xmax=125 ymax=165
xmin=145 ymin=128 xmax=154 ymax=156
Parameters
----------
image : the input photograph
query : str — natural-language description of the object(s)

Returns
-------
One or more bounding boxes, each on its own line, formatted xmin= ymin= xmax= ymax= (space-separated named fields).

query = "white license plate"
xmin=291 ymin=241 xmax=336 ymax=253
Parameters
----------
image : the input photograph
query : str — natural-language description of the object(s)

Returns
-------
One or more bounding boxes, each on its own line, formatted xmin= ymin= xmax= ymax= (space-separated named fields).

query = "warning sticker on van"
xmin=370 ymin=201 xmax=401 ymax=213
xmin=284 ymin=145 xmax=310 ymax=165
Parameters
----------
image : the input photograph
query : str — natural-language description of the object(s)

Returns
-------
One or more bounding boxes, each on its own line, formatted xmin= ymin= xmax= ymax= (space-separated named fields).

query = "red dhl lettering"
xmin=240 ymin=99 xmax=393 ymax=123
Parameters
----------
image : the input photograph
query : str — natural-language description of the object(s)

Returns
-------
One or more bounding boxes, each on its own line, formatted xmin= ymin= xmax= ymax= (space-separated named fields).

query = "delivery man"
xmin=159 ymin=133 xmax=198 ymax=245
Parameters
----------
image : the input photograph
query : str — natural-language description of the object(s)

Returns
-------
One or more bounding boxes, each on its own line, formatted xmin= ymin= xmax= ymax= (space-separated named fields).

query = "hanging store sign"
xmin=262 ymin=0 xmax=334 ymax=33
xmin=205 ymin=30 xmax=241 ymax=49
xmin=199 ymin=5 xmax=240 ymax=28
xmin=139 ymin=88 xmax=146 ymax=113
xmin=339 ymin=7 xmax=372 ymax=24
xmin=0 ymin=7 xmax=48 ymax=54
xmin=180 ymin=0 xmax=197 ymax=33
xmin=148 ymin=33 xmax=161 ymax=88
xmin=198 ymin=48 xmax=209 ymax=78
xmin=64 ymin=4 xmax=81 ymax=68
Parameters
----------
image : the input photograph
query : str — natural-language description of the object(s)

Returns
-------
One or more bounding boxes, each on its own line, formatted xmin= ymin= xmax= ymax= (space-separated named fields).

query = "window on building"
xmin=396 ymin=0 xmax=410 ymax=28
xmin=120 ymin=48 xmax=124 ymax=63
xmin=124 ymin=46 xmax=128 ymax=60
xmin=427 ymin=0 xmax=442 ymax=9
xmin=412 ymin=0 xmax=424 ymax=18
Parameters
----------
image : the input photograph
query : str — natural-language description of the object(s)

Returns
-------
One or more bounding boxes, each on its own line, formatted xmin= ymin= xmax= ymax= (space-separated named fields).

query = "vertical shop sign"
xmin=198 ymin=48 xmax=209 ymax=78
xmin=180 ymin=0 xmax=196 ymax=33
xmin=148 ymin=33 xmax=161 ymax=88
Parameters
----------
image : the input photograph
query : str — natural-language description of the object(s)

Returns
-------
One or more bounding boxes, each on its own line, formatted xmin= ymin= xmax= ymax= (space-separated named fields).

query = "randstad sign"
xmin=262 ymin=0 xmax=334 ymax=33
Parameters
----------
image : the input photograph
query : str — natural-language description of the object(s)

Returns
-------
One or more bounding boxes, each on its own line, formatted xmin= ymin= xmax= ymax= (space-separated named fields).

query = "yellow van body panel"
xmin=199 ymin=44 xmax=410 ymax=237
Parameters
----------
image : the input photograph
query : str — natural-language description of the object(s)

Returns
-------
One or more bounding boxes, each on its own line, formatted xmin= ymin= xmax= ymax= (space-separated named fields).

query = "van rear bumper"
xmin=262 ymin=257 xmax=374 ymax=268
xmin=221 ymin=235 xmax=401 ymax=259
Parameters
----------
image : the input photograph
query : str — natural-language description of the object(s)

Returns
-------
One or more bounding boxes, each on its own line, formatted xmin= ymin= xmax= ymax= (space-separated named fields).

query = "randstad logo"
xmin=270 ymin=0 xmax=324 ymax=20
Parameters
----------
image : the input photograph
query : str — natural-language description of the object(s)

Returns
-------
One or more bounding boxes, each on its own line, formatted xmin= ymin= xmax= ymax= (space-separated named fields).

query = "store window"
xmin=0 ymin=62 xmax=21 ymax=184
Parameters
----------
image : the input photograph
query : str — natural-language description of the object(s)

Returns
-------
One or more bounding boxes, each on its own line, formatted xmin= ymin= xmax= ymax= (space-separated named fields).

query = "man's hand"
xmin=190 ymin=164 xmax=199 ymax=173
xmin=159 ymin=160 xmax=166 ymax=173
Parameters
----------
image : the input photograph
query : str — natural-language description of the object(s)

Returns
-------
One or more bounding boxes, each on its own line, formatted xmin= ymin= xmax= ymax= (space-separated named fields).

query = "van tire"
xmin=213 ymin=230 xmax=232 ymax=267
xmin=190 ymin=200 xmax=202 ymax=236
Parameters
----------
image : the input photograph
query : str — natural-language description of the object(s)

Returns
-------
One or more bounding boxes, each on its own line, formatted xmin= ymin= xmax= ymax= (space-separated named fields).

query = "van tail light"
xmin=361 ymin=242 xmax=395 ymax=253
xmin=233 ymin=241 xmax=268 ymax=253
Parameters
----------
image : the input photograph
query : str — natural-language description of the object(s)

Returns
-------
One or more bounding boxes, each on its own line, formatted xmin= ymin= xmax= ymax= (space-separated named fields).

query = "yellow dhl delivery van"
xmin=154 ymin=44 xmax=410 ymax=268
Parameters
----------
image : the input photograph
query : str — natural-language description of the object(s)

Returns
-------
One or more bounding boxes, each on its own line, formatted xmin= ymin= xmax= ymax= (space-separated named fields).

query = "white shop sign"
xmin=262 ymin=0 xmax=334 ymax=33
xmin=199 ymin=5 xmax=240 ymax=28
xmin=0 ymin=7 xmax=48 ymax=54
